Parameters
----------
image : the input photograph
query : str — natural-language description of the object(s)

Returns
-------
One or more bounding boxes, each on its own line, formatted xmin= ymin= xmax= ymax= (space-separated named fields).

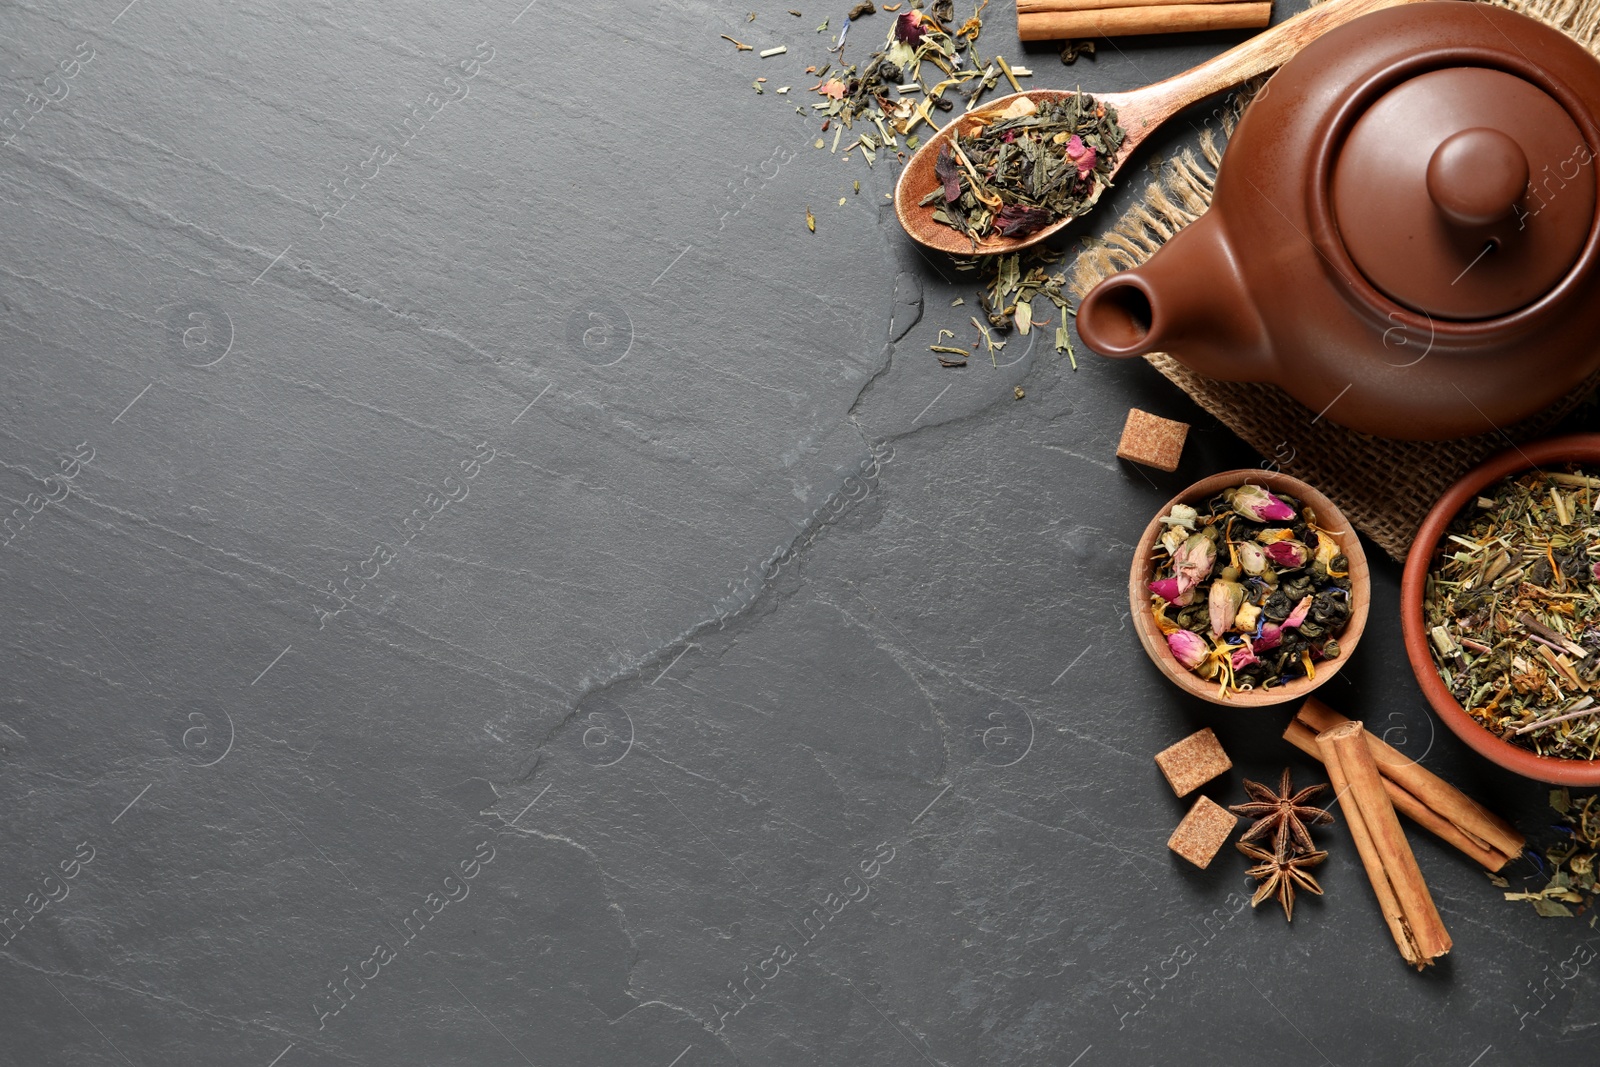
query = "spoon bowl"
xmin=893 ymin=0 xmax=1436 ymax=257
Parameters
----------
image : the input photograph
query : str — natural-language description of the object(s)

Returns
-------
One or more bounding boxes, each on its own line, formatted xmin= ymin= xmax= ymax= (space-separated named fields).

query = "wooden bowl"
xmin=1129 ymin=469 xmax=1371 ymax=707
xmin=1400 ymin=433 xmax=1600 ymax=786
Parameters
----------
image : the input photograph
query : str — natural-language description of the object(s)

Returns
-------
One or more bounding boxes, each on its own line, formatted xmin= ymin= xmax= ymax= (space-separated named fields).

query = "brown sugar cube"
xmin=1168 ymin=796 xmax=1239 ymax=869
xmin=1154 ymin=727 xmax=1232 ymax=797
xmin=1116 ymin=408 xmax=1190 ymax=473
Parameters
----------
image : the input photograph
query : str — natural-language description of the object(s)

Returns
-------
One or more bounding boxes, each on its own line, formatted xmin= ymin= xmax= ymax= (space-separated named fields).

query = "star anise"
xmin=1238 ymin=840 xmax=1327 ymax=921
xmin=1230 ymin=768 xmax=1334 ymax=856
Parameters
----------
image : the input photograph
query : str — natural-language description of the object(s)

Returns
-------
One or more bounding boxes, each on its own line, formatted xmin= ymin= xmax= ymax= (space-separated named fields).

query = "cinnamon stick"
xmin=1020 ymin=0 xmax=1240 ymax=11
xmin=1318 ymin=721 xmax=1452 ymax=969
xmin=1017 ymin=2 xmax=1271 ymax=40
xmin=1284 ymin=720 xmax=1508 ymax=871
xmin=1293 ymin=698 xmax=1523 ymax=869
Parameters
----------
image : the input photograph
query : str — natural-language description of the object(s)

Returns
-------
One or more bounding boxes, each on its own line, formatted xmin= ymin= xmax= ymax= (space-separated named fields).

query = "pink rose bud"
xmin=1167 ymin=629 xmax=1209 ymax=670
xmin=1237 ymin=541 xmax=1268 ymax=576
xmin=1230 ymin=644 xmax=1259 ymax=670
xmin=1208 ymin=579 xmax=1245 ymax=637
xmin=1228 ymin=484 xmax=1297 ymax=523
xmin=1148 ymin=577 xmax=1196 ymax=606
xmin=1172 ymin=532 xmax=1217 ymax=595
xmin=1253 ymin=624 xmax=1283 ymax=652
xmin=1285 ymin=595 xmax=1313 ymax=629
xmin=1265 ymin=540 xmax=1311 ymax=568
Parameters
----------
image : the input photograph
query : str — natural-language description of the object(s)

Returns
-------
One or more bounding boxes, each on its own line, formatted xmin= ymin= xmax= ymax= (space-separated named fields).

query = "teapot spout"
xmin=1077 ymin=214 xmax=1270 ymax=380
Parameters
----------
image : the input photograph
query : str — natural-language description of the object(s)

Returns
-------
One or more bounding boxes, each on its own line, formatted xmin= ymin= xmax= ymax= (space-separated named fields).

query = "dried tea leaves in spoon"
xmin=920 ymin=91 xmax=1124 ymax=247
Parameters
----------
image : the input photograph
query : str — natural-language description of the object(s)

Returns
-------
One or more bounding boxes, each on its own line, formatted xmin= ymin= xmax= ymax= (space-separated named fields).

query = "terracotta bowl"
xmin=1400 ymin=433 xmax=1600 ymax=786
xmin=1129 ymin=469 xmax=1371 ymax=707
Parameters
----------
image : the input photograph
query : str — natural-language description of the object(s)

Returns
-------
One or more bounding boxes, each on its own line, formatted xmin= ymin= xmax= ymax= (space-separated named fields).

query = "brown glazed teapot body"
xmin=1077 ymin=2 xmax=1600 ymax=440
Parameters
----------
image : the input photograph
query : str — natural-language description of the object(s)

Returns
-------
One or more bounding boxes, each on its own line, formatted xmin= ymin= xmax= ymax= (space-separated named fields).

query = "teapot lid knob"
xmin=1426 ymin=128 xmax=1529 ymax=228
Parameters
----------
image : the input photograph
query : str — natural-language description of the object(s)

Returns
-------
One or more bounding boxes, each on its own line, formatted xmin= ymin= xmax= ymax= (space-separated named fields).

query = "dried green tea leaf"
xmin=1534 ymin=897 xmax=1576 ymax=918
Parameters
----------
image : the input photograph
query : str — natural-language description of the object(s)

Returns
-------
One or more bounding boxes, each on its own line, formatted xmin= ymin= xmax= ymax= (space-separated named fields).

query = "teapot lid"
xmin=1330 ymin=66 xmax=1593 ymax=320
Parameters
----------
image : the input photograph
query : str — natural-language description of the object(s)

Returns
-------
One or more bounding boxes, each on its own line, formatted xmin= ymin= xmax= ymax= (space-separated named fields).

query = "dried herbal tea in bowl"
xmin=1148 ymin=484 xmax=1354 ymax=697
xmin=920 ymin=91 xmax=1124 ymax=246
xmin=1423 ymin=467 xmax=1600 ymax=760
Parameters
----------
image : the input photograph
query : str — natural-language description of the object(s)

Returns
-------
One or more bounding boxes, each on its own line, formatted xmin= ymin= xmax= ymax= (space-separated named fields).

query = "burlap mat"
xmin=1068 ymin=0 xmax=1600 ymax=561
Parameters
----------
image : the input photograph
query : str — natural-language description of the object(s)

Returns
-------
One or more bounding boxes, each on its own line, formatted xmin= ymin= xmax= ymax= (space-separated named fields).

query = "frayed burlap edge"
xmin=1069 ymin=0 xmax=1600 ymax=561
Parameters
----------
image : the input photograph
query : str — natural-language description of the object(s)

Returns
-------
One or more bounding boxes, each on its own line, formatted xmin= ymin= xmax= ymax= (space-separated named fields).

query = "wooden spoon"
xmin=893 ymin=0 xmax=1435 ymax=256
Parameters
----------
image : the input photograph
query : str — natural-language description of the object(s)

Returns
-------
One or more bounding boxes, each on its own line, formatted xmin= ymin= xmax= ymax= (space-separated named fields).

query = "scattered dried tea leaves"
xmin=1504 ymin=788 xmax=1599 ymax=921
xmin=1423 ymin=467 xmax=1600 ymax=759
xmin=953 ymin=246 xmax=1078 ymax=367
xmin=920 ymin=92 xmax=1124 ymax=248
xmin=847 ymin=0 xmax=877 ymax=18
xmin=722 ymin=34 xmax=754 ymax=50
xmin=1060 ymin=40 xmax=1095 ymax=64
xmin=806 ymin=207 xmax=816 ymax=232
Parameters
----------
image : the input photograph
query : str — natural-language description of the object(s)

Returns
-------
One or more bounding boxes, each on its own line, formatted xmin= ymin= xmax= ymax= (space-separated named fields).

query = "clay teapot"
xmin=1076 ymin=2 xmax=1600 ymax=440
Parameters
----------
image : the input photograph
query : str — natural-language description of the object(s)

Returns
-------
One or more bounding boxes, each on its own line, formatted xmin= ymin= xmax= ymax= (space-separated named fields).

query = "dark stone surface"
xmin=2 ymin=1 xmax=1597 ymax=1064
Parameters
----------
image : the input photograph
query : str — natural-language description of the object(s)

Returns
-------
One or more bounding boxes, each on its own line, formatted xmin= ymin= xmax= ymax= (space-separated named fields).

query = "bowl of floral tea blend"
xmin=1130 ymin=470 xmax=1369 ymax=706
xmin=1404 ymin=435 xmax=1600 ymax=785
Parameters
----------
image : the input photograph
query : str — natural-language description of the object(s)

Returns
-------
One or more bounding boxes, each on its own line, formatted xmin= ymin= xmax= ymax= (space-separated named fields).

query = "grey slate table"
xmin=2 ymin=1 xmax=1597 ymax=1064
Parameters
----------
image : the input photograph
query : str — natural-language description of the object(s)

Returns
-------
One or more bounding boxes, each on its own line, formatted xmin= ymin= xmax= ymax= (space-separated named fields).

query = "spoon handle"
xmin=1110 ymin=0 xmax=1439 ymax=138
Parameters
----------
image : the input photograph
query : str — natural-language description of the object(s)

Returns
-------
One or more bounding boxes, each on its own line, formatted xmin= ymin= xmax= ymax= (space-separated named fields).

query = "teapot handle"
xmin=1103 ymin=0 xmax=1446 ymax=138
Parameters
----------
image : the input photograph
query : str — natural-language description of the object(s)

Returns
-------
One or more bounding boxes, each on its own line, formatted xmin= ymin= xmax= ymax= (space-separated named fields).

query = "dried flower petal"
xmin=993 ymin=204 xmax=1053 ymax=238
xmin=1064 ymin=134 xmax=1096 ymax=180
xmin=934 ymin=145 xmax=962 ymax=203
xmin=895 ymin=10 xmax=928 ymax=44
